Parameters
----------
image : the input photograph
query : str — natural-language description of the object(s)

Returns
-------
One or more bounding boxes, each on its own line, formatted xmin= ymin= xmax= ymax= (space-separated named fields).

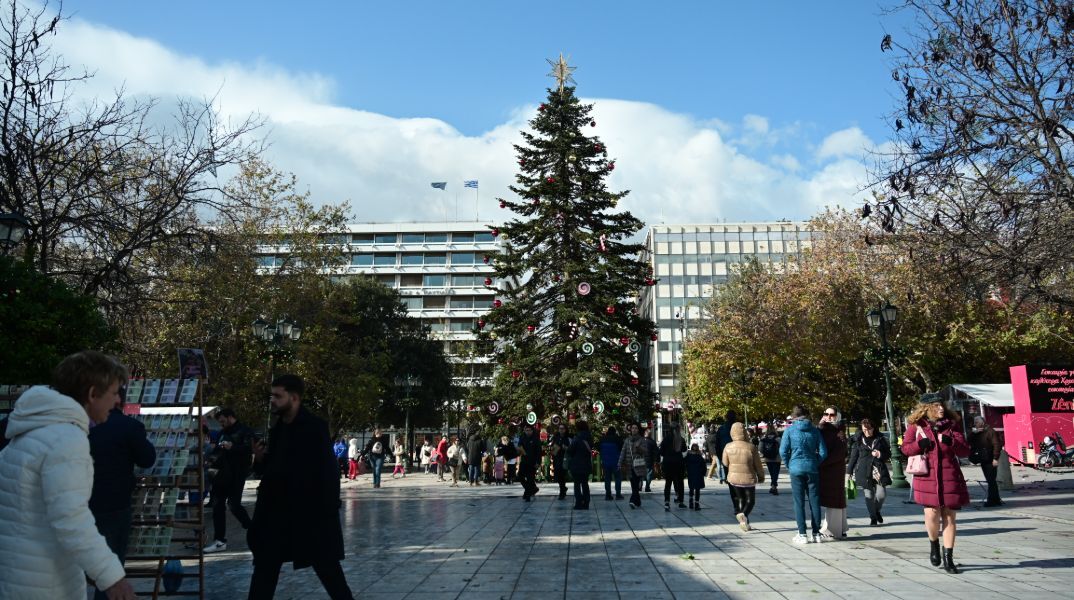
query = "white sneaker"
xmin=792 ymin=533 xmax=811 ymax=545
xmin=203 ymin=540 xmax=227 ymax=553
xmin=814 ymin=532 xmax=835 ymax=543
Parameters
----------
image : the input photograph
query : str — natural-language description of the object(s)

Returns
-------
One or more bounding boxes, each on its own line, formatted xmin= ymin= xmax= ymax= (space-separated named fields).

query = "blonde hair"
xmin=907 ymin=400 xmax=961 ymax=426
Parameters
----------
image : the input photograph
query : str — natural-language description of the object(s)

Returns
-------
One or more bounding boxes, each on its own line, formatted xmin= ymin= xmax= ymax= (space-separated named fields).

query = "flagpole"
xmin=475 ymin=186 xmax=479 ymax=221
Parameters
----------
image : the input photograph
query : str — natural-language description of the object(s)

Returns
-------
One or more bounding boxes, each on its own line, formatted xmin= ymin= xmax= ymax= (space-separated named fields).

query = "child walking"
xmin=685 ymin=443 xmax=707 ymax=510
xmin=391 ymin=436 xmax=407 ymax=478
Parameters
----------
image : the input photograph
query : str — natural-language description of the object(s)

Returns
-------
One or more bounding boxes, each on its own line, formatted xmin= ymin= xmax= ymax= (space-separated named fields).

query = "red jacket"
xmin=436 ymin=438 xmax=449 ymax=465
xmin=901 ymin=418 xmax=970 ymax=508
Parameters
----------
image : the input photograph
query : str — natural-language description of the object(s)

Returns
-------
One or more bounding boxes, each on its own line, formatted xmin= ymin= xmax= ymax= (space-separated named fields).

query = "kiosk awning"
xmin=947 ymin=384 xmax=1014 ymax=408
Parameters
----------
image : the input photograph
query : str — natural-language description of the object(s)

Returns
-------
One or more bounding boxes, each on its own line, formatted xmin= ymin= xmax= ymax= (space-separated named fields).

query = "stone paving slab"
xmin=185 ymin=464 xmax=1074 ymax=599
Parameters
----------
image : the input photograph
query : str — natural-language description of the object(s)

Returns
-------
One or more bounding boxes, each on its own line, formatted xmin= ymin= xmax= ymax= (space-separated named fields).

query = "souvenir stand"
xmin=123 ymin=377 xmax=208 ymax=599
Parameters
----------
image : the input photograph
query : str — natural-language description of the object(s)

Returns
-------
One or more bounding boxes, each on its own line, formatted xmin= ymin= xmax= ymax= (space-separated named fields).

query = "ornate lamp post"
xmin=0 ymin=211 xmax=30 ymax=253
xmin=252 ymin=316 xmax=303 ymax=432
xmin=867 ymin=303 xmax=907 ymax=488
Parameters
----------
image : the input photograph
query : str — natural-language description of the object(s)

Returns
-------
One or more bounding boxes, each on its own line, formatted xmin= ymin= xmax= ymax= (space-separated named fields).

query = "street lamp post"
xmin=0 ymin=211 xmax=30 ymax=253
xmin=395 ymin=375 xmax=421 ymax=462
xmin=867 ymin=303 xmax=907 ymax=488
xmin=252 ymin=316 xmax=303 ymax=434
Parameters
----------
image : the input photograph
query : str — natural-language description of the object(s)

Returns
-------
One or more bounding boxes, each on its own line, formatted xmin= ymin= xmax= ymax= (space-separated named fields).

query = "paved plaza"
xmin=200 ymin=466 xmax=1074 ymax=599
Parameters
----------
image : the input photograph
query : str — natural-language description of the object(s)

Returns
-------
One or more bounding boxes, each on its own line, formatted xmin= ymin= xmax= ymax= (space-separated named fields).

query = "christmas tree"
xmin=478 ymin=56 xmax=656 ymax=430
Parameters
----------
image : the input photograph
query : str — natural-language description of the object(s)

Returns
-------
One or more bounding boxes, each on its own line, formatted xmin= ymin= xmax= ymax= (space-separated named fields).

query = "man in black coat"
xmin=89 ymin=404 xmax=156 ymax=600
xmin=518 ymin=424 xmax=543 ymax=501
xmin=246 ymin=374 xmax=353 ymax=600
xmin=203 ymin=407 xmax=255 ymax=553
xmin=465 ymin=431 xmax=486 ymax=486
xmin=548 ymin=424 xmax=572 ymax=499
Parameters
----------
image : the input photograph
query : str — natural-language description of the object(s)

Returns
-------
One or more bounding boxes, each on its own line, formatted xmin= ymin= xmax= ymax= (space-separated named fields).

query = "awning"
xmin=136 ymin=405 xmax=219 ymax=416
xmin=945 ymin=384 xmax=1014 ymax=408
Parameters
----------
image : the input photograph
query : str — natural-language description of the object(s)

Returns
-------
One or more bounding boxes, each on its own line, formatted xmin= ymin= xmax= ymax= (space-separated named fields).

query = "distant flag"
xmin=464 ymin=180 xmax=479 ymax=188
xmin=431 ymin=182 xmax=447 ymax=190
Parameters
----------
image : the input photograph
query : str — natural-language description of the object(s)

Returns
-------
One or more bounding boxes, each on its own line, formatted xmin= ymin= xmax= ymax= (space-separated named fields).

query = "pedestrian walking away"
xmin=518 ymin=424 xmax=543 ymax=501
xmin=0 ymin=350 xmax=138 ymax=600
xmin=246 ymin=374 xmax=354 ymax=599
xmin=549 ymin=424 xmax=571 ymax=499
xmin=780 ymin=404 xmax=828 ymax=545
xmin=817 ymin=407 xmax=848 ymax=541
xmin=619 ymin=422 xmax=649 ymax=508
xmin=902 ymin=394 xmax=970 ymax=574
xmin=759 ymin=427 xmax=782 ymax=494
xmin=567 ymin=421 xmax=593 ymax=509
xmin=643 ymin=428 xmax=659 ymax=492
xmin=466 ymin=430 xmax=487 ymax=486
xmin=969 ymin=416 xmax=1003 ymax=507
xmin=88 ymin=386 xmax=157 ymax=600
xmin=714 ymin=411 xmax=736 ymax=483
xmin=203 ymin=407 xmax=255 ymax=554
xmin=684 ymin=443 xmax=707 ymax=510
xmin=723 ymin=422 xmax=765 ymax=531
xmin=364 ymin=428 xmax=390 ymax=488
xmin=846 ymin=418 xmax=891 ymax=526
xmin=660 ymin=416 xmax=687 ymax=511
xmin=598 ymin=426 xmax=624 ymax=500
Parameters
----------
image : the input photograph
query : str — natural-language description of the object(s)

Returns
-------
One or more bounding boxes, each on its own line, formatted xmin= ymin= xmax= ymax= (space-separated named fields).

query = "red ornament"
xmin=477 ymin=320 xmax=486 ymax=329
xmin=591 ymin=120 xmax=597 ymax=127
xmin=498 ymin=199 xmax=506 ymax=209
xmin=651 ymin=333 xmax=658 ymax=341
xmin=498 ymin=418 xmax=504 ymax=424
xmin=491 ymin=228 xmax=499 ymax=237
xmin=606 ymin=305 xmax=616 ymax=315
xmin=619 ymin=337 xmax=630 ymax=345
xmin=538 ymin=103 xmax=546 ymax=112
xmin=484 ymin=277 xmax=493 ymax=286
xmin=483 ymin=255 xmax=490 ymax=264
xmin=594 ymin=144 xmax=602 ymax=151
xmin=493 ymin=299 xmax=502 ymax=308
xmin=645 ymin=278 xmax=655 ymax=286
xmin=520 ymin=159 xmax=526 ymax=166
xmin=552 ymin=274 xmax=561 ymax=282
xmin=547 ymin=176 xmax=555 ymax=183
xmin=631 ymin=377 xmax=640 ymax=385
xmin=527 ymin=325 xmax=536 ymax=333
xmin=512 ymin=370 xmax=521 ymax=379
xmin=608 ymin=162 xmax=616 ymax=171
xmin=611 ymin=364 xmax=621 ymax=373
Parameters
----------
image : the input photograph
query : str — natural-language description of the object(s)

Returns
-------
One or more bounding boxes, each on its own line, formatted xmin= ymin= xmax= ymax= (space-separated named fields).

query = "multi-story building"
xmin=638 ymin=222 xmax=814 ymax=408
xmin=256 ymin=221 xmax=499 ymax=388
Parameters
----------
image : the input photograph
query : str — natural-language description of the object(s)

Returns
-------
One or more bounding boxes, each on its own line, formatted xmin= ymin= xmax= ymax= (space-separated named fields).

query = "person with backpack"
xmin=567 ymin=421 xmax=593 ymax=509
xmin=780 ymin=404 xmax=828 ymax=545
xmin=364 ymin=428 xmax=390 ymax=489
xmin=759 ymin=427 xmax=782 ymax=494
xmin=598 ymin=426 xmax=624 ymax=500
xmin=203 ymin=408 xmax=255 ymax=554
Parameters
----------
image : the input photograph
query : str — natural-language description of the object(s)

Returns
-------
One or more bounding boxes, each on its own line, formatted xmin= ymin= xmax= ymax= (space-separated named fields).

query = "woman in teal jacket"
xmin=779 ymin=404 xmax=828 ymax=544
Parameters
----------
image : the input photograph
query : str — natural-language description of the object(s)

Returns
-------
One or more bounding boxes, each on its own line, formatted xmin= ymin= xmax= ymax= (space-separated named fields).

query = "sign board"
xmin=1026 ymin=365 xmax=1074 ymax=413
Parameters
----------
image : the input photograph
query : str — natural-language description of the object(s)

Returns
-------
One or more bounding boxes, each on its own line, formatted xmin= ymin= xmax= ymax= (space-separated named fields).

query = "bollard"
xmin=997 ymin=447 xmax=1014 ymax=491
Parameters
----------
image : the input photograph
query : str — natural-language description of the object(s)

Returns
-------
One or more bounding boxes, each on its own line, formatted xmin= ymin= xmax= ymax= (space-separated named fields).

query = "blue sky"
xmin=58 ymin=1 xmax=909 ymax=224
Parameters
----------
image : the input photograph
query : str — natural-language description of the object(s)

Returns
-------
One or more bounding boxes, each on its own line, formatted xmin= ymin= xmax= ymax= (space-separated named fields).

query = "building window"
xmin=450 ymin=297 xmax=473 ymax=309
xmin=351 ymin=254 xmax=373 ymax=266
xmin=401 ymin=253 xmax=423 ymax=266
xmin=374 ymin=254 xmax=396 ymax=267
xmin=473 ymin=298 xmax=493 ymax=309
xmin=450 ymin=319 xmax=475 ymax=332
xmin=424 ymin=274 xmax=446 ymax=287
xmin=425 ymin=233 xmax=448 ymax=243
xmin=451 ymin=252 xmax=477 ymax=265
xmin=424 ymin=253 xmax=447 ymax=265
xmin=401 ymin=233 xmax=424 ymax=244
xmin=424 ymin=296 xmax=446 ymax=309
xmin=426 ymin=320 xmax=448 ymax=332
xmin=474 ymin=232 xmax=494 ymax=242
xmin=352 ymin=233 xmax=374 ymax=245
xmin=376 ymin=274 xmax=396 ymax=287
xmin=452 ymin=232 xmax=475 ymax=243
xmin=374 ymin=233 xmax=397 ymax=244
xmin=257 ymin=255 xmax=279 ymax=267
xmin=400 ymin=274 xmax=422 ymax=287
xmin=401 ymin=297 xmax=423 ymax=310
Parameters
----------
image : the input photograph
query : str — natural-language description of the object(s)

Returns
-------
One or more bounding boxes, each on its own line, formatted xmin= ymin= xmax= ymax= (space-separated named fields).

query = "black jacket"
xmin=364 ymin=434 xmax=390 ymax=457
xmin=567 ymin=431 xmax=593 ymax=474
xmin=759 ymin=434 xmax=781 ymax=462
xmin=89 ymin=408 xmax=156 ymax=514
xmin=846 ymin=432 xmax=891 ymax=488
xmin=495 ymin=442 xmax=518 ymax=461
xmin=466 ymin=436 xmax=486 ymax=464
xmin=659 ymin=435 xmax=687 ymax=467
xmin=518 ymin=433 xmax=542 ymax=466
xmin=248 ymin=406 xmax=343 ymax=568
xmin=212 ymin=420 xmax=255 ymax=485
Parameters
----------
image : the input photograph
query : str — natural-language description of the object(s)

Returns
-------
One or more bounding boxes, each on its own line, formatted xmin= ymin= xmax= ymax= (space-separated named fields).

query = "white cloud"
xmin=52 ymin=16 xmax=871 ymax=226
xmin=816 ymin=127 xmax=874 ymax=161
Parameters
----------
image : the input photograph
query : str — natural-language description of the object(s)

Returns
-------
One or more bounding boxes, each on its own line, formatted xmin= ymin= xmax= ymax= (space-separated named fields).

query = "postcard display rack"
xmin=124 ymin=378 xmax=206 ymax=599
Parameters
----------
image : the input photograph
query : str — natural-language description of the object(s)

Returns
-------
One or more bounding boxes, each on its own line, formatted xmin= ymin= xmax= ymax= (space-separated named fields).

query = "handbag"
xmin=846 ymin=478 xmax=857 ymax=500
xmin=905 ymin=427 xmax=929 ymax=476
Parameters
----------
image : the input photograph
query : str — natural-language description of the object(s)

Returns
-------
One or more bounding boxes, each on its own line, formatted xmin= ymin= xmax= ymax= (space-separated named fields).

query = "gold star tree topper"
xmin=547 ymin=53 xmax=576 ymax=94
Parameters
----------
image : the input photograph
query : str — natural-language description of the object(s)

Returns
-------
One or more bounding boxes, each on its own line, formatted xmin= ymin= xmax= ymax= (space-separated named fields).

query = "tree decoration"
xmin=631 ymin=377 xmax=639 ymax=385
xmin=484 ymin=277 xmax=493 ymax=286
xmin=593 ymin=401 xmax=605 ymax=415
xmin=581 ymin=342 xmax=594 ymax=355
xmin=579 ymin=316 xmax=588 ymax=326
xmin=591 ymin=120 xmax=596 ymax=127
xmin=568 ymin=154 xmax=577 ymax=162
xmin=627 ymin=341 xmax=641 ymax=353
xmin=651 ymin=333 xmax=658 ymax=341
xmin=599 ymin=233 xmax=607 ymax=252
xmin=499 ymin=199 xmax=507 ymax=209
xmin=611 ymin=364 xmax=621 ymax=373
xmin=493 ymin=299 xmax=502 ymax=308
xmin=645 ymin=277 xmax=655 ymax=286
xmin=477 ymin=319 xmax=486 ymax=329
xmin=551 ymin=414 xmax=562 ymax=425
xmin=620 ymin=396 xmax=632 ymax=406
xmin=608 ymin=162 xmax=616 ymax=171
xmin=484 ymin=255 xmax=491 ymax=264
xmin=512 ymin=370 xmax=521 ymax=379
xmin=526 ymin=412 xmax=538 ymax=425
xmin=527 ymin=324 xmax=536 ymax=333
xmin=490 ymin=332 xmax=498 ymax=340
xmin=605 ymin=305 xmax=615 ymax=314
xmin=619 ymin=336 xmax=630 ymax=345
xmin=577 ymin=282 xmax=591 ymax=296
xmin=547 ymin=176 xmax=556 ymax=183
xmin=526 ymin=403 xmax=534 ymax=411
xmin=488 ymin=401 xmax=501 ymax=414
xmin=491 ymin=228 xmax=499 ymax=237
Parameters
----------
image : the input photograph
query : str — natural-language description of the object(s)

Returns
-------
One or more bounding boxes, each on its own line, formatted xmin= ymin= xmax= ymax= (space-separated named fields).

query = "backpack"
xmin=760 ymin=436 xmax=778 ymax=459
xmin=372 ymin=441 xmax=383 ymax=454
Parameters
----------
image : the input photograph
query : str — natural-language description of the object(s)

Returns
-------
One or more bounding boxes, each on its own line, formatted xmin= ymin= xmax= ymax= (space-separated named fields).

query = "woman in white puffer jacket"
xmin=0 ymin=351 xmax=136 ymax=600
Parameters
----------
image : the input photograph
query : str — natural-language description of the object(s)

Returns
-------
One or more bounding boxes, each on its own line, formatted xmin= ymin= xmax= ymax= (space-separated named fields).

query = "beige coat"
xmin=722 ymin=422 xmax=765 ymax=486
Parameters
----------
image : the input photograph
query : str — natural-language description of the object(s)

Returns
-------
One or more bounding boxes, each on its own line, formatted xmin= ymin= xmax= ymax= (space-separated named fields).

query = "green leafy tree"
xmin=0 ymin=255 xmax=114 ymax=383
xmin=481 ymin=70 xmax=655 ymax=427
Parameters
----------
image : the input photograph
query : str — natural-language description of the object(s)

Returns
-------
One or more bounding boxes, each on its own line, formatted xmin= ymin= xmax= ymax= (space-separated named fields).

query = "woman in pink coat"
xmin=901 ymin=395 xmax=970 ymax=574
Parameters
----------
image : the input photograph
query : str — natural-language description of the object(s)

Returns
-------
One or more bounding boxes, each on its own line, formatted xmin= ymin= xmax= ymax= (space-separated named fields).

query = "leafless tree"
xmin=0 ymin=1 xmax=262 ymax=317
xmin=869 ymin=0 xmax=1074 ymax=307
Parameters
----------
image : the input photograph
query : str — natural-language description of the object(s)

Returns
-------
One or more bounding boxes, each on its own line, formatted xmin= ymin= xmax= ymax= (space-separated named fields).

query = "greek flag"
xmin=430 ymin=182 xmax=447 ymax=190
xmin=464 ymin=180 xmax=479 ymax=188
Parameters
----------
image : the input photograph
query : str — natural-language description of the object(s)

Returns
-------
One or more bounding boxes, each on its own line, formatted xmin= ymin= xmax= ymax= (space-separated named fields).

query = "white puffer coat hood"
xmin=0 ymin=386 xmax=125 ymax=599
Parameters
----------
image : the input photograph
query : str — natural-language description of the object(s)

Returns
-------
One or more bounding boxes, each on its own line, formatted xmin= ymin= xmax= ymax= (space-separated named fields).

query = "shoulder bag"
xmin=905 ymin=426 xmax=929 ymax=476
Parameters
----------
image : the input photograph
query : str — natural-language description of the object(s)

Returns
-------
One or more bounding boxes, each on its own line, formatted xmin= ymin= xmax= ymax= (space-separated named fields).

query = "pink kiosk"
xmin=1002 ymin=365 xmax=1074 ymax=464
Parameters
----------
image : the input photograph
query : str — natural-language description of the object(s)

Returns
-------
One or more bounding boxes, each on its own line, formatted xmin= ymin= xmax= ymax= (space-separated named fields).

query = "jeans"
xmin=981 ymin=462 xmax=1001 ymax=504
xmin=211 ymin=477 xmax=252 ymax=543
xmin=629 ymin=472 xmax=643 ymax=505
xmin=248 ymin=557 xmax=354 ymax=600
xmin=92 ymin=507 xmax=132 ymax=600
xmin=370 ymin=455 xmax=385 ymax=486
xmin=766 ymin=461 xmax=781 ymax=488
xmin=572 ymin=471 xmax=591 ymax=507
xmin=603 ymin=465 xmax=622 ymax=497
xmin=728 ymin=484 xmax=756 ymax=518
xmin=468 ymin=463 xmax=481 ymax=483
xmin=790 ymin=472 xmax=821 ymax=535
xmin=863 ymin=483 xmax=887 ymax=519
xmin=645 ymin=465 xmax=655 ymax=491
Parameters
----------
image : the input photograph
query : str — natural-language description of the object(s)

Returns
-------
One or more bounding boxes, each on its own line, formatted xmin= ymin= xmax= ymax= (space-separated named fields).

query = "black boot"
xmin=929 ymin=539 xmax=941 ymax=566
xmin=942 ymin=548 xmax=959 ymax=574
